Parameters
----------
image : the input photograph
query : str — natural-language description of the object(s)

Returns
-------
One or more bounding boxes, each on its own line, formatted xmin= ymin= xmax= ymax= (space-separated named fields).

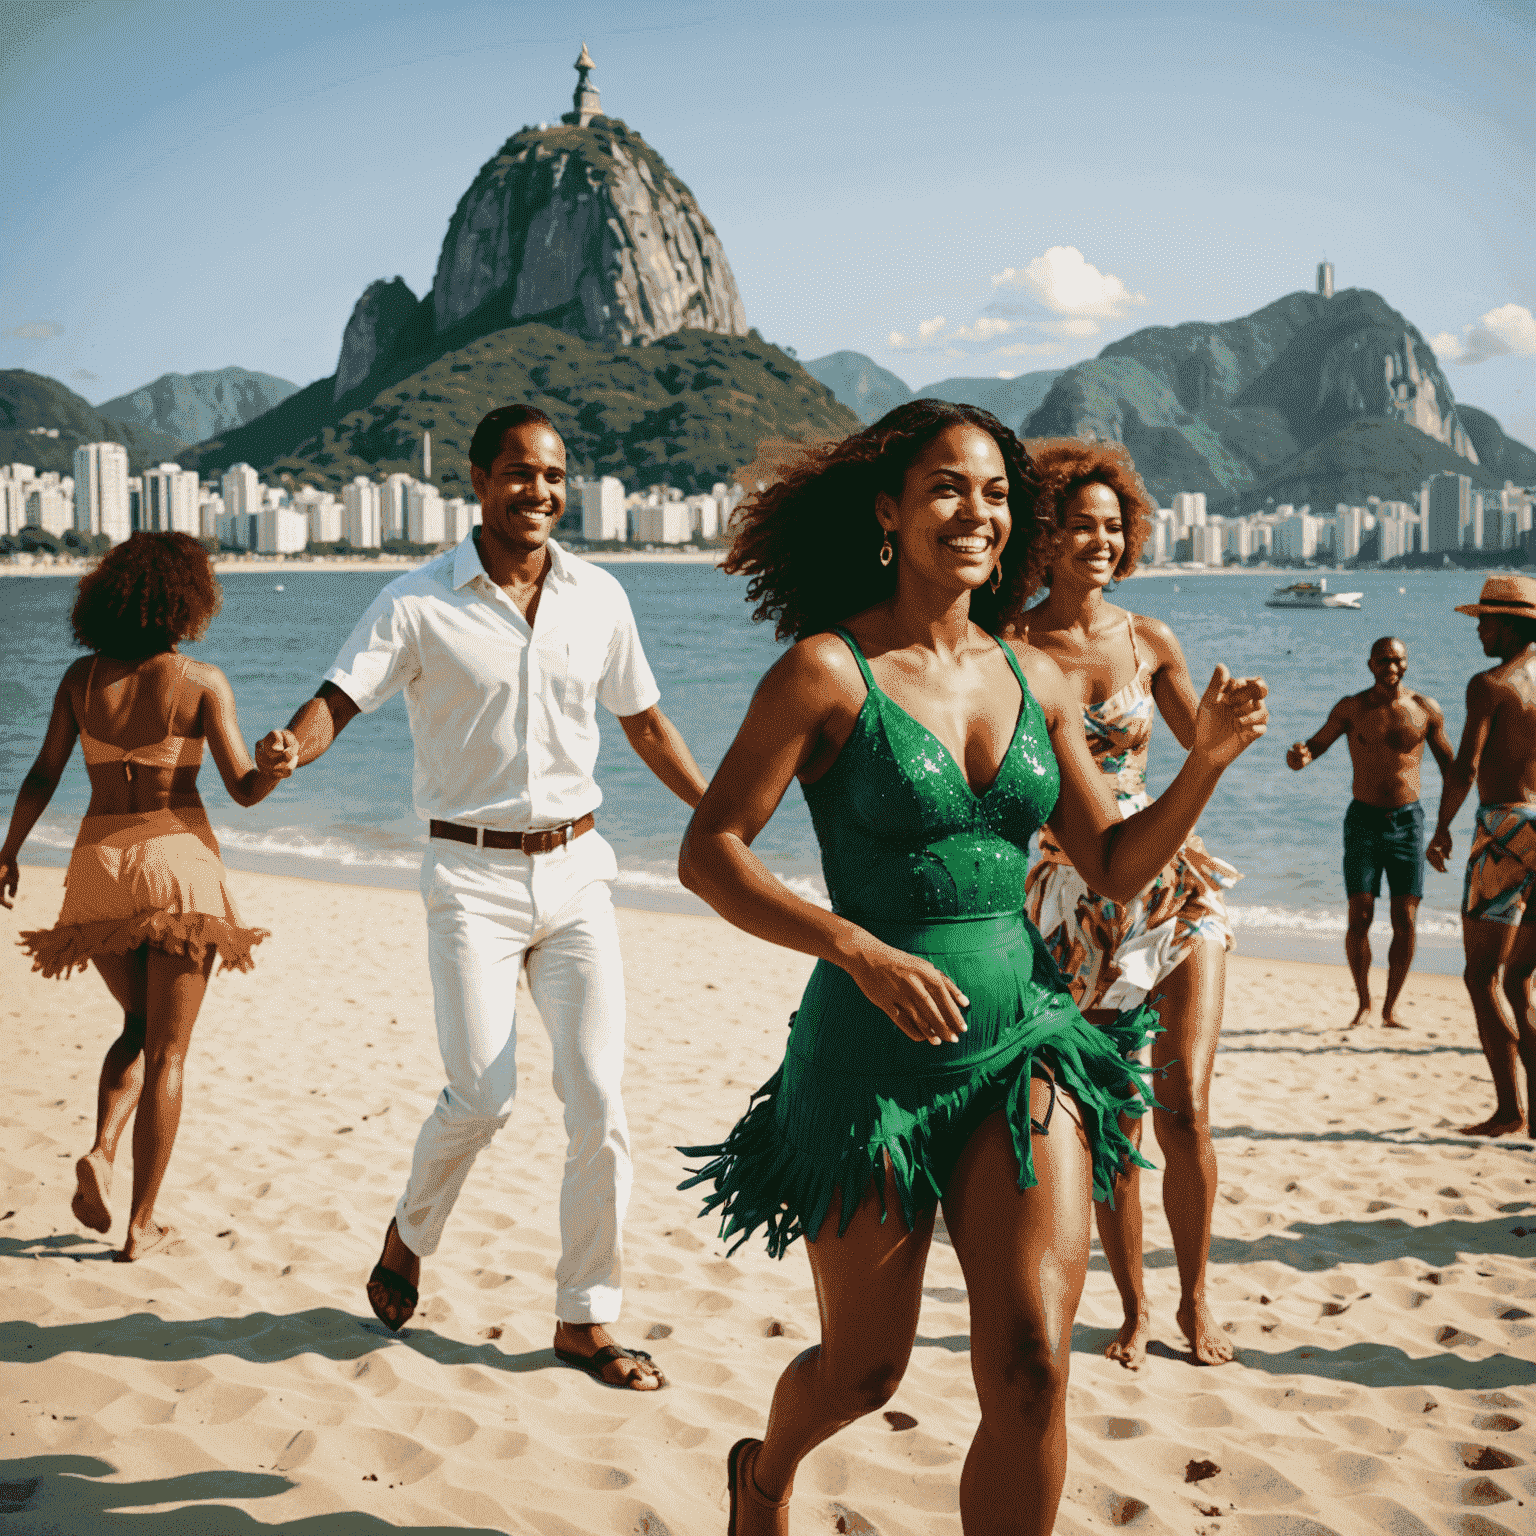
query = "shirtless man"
xmin=1288 ymin=636 xmax=1452 ymax=1028
xmin=1426 ymin=576 xmax=1536 ymax=1137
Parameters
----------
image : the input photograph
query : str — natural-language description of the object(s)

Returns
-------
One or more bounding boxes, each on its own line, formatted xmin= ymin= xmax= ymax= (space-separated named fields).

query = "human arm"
xmin=618 ymin=705 xmax=709 ymax=808
xmin=256 ymin=683 xmax=361 ymax=774
xmin=678 ymin=637 xmax=970 ymax=1047
xmin=1421 ymin=695 xmax=1456 ymax=780
xmin=0 ymin=668 xmax=82 ymax=908
xmin=1427 ymin=675 xmax=1495 ymax=872
xmin=1285 ymin=698 xmax=1351 ymax=770
xmin=1030 ymin=647 xmax=1267 ymax=902
xmin=1141 ymin=614 xmax=1204 ymax=752
xmin=198 ymin=664 xmax=295 ymax=808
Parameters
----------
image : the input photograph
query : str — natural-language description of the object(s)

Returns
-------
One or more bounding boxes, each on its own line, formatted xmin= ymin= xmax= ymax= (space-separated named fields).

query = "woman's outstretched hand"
xmin=845 ymin=937 xmax=970 ymax=1046
xmin=1192 ymin=664 xmax=1268 ymax=769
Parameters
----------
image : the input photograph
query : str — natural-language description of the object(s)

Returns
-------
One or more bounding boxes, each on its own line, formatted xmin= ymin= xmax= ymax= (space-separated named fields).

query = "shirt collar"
xmin=454 ymin=531 xmax=573 ymax=593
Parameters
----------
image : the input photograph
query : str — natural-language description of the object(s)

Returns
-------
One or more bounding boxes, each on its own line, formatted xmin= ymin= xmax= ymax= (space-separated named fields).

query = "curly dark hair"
xmin=1015 ymin=438 xmax=1156 ymax=602
xmin=71 ymin=532 xmax=222 ymax=659
xmin=723 ymin=399 xmax=1044 ymax=641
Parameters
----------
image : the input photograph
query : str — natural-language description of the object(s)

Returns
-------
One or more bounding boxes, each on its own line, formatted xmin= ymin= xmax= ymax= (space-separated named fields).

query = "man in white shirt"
xmin=257 ymin=405 xmax=708 ymax=1389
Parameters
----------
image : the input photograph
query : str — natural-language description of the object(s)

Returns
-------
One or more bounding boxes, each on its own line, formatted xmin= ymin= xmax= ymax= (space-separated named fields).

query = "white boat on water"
xmin=1264 ymin=577 xmax=1362 ymax=610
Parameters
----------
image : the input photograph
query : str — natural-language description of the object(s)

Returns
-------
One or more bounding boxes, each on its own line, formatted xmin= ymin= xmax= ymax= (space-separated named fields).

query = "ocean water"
xmin=0 ymin=561 xmax=1506 ymax=971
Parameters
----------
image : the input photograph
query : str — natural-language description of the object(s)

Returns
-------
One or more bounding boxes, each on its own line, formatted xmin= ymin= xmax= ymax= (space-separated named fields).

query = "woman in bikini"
xmin=1 ymin=532 xmax=289 ymax=1261
xmin=1012 ymin=438 xmax=1241 ymax=1368
xmin=677 ymin=401 xmax=1266 ymax=1535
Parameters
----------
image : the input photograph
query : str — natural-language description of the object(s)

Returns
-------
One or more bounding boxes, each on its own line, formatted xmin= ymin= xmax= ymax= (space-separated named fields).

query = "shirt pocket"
xmin=551 ymin=635 xmax=605 ymax=720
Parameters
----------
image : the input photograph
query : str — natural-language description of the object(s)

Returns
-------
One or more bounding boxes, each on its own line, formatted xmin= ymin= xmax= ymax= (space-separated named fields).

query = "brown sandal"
xmin=727 ymin=1438 xmax=790 ymax=1535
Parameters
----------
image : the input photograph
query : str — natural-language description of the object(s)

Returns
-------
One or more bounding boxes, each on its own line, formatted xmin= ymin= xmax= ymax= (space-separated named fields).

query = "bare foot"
xmin=1380 ymin=1013 xmax=1409 ymax=1029
xmin=1346 ymin=1002 xmax=1371 ymax=1029
xmin=115 ymin=1223 xmax=180 ymax=1262
xmin=1105 ymin=1305 xmax=1150 ymax=1370
xmin=71 ymin=1152 xmax=112 ymax=1234
xmin=1459 ymin=1114 xmax=1526 ymax=1138
xmin=1177 ymin=1295 xmax=1234 ymax=1365
xmin=554 ymin=1321 xmax=665 ymax=1390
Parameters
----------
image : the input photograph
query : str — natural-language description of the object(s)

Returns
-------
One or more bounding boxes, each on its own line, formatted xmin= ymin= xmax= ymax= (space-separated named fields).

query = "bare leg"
xmin=1081 ymin=1010 xmax=1148 ymax=1370
xmin=945 ymin=1085 xmax=1092 ymax=1536
xmin=117 ymin=945 xmax=214 ymax=1260
xmin=741 ymin=1160 xmax=934 ymax=1534
xmin=73 ymin=950 xmax=150 ymax=1233
xmin=1381 ymin=898 xmax=1418 ymax=1028
xmin=1151 ymin=940 xmax=1232 ymax=1364
xmin=1496 ymin=924 xmax=1536 ymax=1135
xmin=1460 ymin=919 xmax=1524 ymax=1136
xmin=1344 ymin=894 xmax=1375 ymax=1027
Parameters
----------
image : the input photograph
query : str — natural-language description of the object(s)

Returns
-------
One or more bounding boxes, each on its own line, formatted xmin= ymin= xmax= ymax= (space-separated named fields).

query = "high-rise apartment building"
xmin=443 ymin=497 xmax=481 ymax=544
xmin=381 ymin=474 xmax=413 ymax=542
xmin=141 ymin=463 xmax=200 ymax=534
xmin=221 ymin=463 xmax=260 ymax=519
xmin=407 ymin=482 xmax=445 ymax=545
xmin=343 ymin=477 xmax=382 ymax=548
xmin=577 ymin=475 xmax=627 ymax=541
xmin=73 ymin=442 xmax=131 ymax=543
xmin=1171 ymin=491 xmax=1207 ymax=528
xmin=1317 ymin=260 xmax=1334 ymax=299
xmin=1422 ymin=472 xmax=1471 ymax=554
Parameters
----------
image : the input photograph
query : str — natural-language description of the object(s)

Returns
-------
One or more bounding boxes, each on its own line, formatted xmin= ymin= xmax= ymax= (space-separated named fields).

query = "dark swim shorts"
xmin=1342 ymin=799 xmax=1425 ymax=900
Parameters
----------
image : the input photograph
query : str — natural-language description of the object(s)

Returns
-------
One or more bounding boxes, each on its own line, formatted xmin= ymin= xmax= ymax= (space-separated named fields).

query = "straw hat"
xmin=1454 ymin=573 xmax=1536 ymax=617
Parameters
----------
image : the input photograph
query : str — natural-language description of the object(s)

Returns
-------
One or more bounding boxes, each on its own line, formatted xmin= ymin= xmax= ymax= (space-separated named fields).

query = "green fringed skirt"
xmin=679 ymin=910 xmax=1160 ymax=1258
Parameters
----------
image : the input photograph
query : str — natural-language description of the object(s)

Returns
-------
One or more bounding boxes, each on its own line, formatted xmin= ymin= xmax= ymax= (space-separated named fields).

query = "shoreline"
xmin=0 ymin=548 xmax=726 ymax=576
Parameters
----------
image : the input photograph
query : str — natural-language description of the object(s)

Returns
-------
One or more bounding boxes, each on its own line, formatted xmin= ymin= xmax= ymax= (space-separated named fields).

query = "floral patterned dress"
xmin=1023 ymin=616 xmax=1239 ymax=1013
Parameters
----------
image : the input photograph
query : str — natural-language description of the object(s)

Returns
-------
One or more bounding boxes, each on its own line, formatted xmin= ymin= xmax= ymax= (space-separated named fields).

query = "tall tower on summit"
xmin=1317 ymin=258 xmax=1334 ymax=299
xmin=563 ymin=42 xmax=603 ymax=126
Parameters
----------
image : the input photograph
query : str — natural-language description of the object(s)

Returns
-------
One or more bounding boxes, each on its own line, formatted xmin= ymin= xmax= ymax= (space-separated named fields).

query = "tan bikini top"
xmin=78 ymin=653 xmax=204 ymax=773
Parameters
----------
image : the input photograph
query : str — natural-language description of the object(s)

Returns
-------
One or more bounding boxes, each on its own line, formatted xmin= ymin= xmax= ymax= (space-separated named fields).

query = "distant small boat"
xmin=1264 ymin=577 xmax=1362 ymax=610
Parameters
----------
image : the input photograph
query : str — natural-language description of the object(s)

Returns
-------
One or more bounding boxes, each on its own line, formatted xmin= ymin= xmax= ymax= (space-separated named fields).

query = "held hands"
xmin=1426 ymin=826 xmax=1452 ymax=873
xmin=1192 ymin=665 xmax=1269 ymax=771
xmin=1286 ymin=741 xmax=1312 ymax=770
xmin=847 ymin=938 xmax=970 ymax=1047
xmin=256 ymin=729 xmax=300 ymax=778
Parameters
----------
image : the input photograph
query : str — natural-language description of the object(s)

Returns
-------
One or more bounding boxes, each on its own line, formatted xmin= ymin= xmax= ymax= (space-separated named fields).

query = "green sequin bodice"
xmin=802 ymin=628 xmax=1060 ymax=923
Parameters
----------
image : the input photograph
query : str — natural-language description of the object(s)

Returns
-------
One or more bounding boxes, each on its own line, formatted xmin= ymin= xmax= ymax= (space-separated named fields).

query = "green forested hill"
xmin=0 ymin=370 xmax=188 ymax=475
xmin=194 ymin=325 xmax=859 ymax=495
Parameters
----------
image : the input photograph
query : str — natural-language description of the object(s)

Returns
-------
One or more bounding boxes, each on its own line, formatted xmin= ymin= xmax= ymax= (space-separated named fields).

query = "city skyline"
xmin=2 ymin=1 xmax=1533 ymax=444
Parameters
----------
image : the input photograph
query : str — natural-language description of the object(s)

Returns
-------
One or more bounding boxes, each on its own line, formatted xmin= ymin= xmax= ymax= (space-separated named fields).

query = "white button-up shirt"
xmin=325 ymin=535 xmax=660 ymax=830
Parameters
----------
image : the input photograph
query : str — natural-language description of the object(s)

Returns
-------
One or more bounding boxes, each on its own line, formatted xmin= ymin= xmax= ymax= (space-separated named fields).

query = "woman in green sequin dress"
xmin=678 ymin=401 xmax=1267 ymax=1536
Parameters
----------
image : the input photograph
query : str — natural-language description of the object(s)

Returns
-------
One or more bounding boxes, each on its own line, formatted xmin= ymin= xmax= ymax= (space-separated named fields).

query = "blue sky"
xmin=3 ymin=0 xmax=1533 ymax=442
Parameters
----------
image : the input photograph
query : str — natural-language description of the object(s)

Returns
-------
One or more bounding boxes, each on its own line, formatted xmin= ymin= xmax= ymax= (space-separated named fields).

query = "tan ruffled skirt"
xmin=20 ymin=808 xmax=268 ymax=978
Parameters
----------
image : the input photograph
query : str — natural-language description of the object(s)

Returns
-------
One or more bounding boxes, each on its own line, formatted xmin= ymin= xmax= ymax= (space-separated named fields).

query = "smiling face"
xmin=1055 ymin=481 xmax=1126 ymax=591
xmin=874 ymin=423 xmax=1010 ymax=595
xmin=469 ymin=423 xmax=567 ymax=558
xmin=1368 ymin=638 xmax=1407 ymax=688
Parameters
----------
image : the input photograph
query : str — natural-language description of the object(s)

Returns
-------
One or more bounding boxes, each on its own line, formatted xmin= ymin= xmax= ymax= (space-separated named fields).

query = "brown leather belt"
xmin=429 ymin=812 xmax=595 ymax=856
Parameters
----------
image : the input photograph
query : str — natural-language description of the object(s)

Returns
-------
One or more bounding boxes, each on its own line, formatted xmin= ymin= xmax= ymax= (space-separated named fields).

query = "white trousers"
xmin=395 ymin=830 xmax=631 ymax=1323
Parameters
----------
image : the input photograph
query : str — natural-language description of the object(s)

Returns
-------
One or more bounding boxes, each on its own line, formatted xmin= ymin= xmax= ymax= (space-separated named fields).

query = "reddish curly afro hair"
xmin=71 ymin=532 xmax=222 ymax=660
xmin=1015 ymin=438 xmax=1156 ymax=604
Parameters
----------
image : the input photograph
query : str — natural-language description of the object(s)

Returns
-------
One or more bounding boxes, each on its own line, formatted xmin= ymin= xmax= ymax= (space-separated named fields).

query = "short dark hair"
xmin=71 ymin=532 xmax=222 ymax=659
xmin=468 ymin=404 xmax=559 ymax=472
xmin=723 ymin=398 xmax=1042 ymax=642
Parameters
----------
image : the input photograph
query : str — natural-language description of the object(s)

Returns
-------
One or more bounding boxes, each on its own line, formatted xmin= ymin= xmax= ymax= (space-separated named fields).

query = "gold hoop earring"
xmin=989 ymin=562 xmax=1003 ymax=593
xmin=879 ymin=534 xmax=894 ymax=568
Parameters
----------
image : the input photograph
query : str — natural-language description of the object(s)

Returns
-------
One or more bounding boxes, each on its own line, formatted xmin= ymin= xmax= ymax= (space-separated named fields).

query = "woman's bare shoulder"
xmin=1003 ymin=636 xmax=1070 ymax=721
xmin=1128 ymin=610 xmax=1184 ymax=662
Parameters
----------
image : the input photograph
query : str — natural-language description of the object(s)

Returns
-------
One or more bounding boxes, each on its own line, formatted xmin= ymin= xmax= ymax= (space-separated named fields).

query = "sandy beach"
xmin=3 ymin=862 xmax=1533 ymax=1534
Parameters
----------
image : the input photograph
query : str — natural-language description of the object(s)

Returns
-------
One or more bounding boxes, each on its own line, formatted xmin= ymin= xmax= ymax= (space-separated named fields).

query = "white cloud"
xmin=949 ymin=317 xmax=1013 ymax=343
xmin=1432 ymin=302 xmax=1536 ymax=366
xmin=71 ymin=368 xmax=98 ymax=381
xmin=990 ymin=246 xmax=1148 ymax=319
xmin=5 ymin=321 xmax=64 ymax=339
xmin=888 ymin=315 xmax=949 ymax=351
